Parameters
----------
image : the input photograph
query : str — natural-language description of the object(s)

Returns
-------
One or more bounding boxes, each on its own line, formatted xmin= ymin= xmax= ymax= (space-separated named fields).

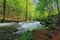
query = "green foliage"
xmin=35 ymin=0 xmax=58 ymax=19
xmin=33 ymin=26 xmax=49 ymax=31
xmin=15 ymin=31 xmax=34 ymax=40
xmin=0 ymin=0 xmax=59 ymax=21
xmin=40 ymin=15 xmax=57 ymax=30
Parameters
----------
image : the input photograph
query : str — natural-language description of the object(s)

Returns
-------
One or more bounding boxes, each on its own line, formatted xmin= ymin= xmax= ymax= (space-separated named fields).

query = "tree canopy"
xmin=0 ymin=0 xmax=60 ymax=21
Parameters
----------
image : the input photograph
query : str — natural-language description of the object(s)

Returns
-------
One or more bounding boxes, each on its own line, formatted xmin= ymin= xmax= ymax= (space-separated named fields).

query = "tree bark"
xmin=1 ymin=0 xmax=6 ymax=22
xmin=25 ymin=0 xmax=28 ymax=22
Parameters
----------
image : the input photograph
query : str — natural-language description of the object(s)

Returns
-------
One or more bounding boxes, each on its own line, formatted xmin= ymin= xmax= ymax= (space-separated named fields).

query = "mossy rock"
xmin=0 ymin=22 xmax=18 ymax=40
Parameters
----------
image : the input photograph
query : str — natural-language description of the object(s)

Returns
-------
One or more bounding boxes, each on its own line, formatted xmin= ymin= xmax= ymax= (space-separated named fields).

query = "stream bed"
xmin=0 ymin=21 xmax=43 ymax=36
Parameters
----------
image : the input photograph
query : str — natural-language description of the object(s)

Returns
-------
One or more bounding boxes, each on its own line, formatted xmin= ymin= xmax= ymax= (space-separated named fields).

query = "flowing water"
xmin=0 ymin=21 xmax=43 ymax=36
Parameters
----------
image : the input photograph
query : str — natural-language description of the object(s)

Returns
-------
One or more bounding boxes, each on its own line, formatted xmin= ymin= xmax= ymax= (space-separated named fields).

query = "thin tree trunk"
xmin=56 ymin=0 xmax=59 ymax=13
xmin=1 ymin=0 xmax=6 ymax=22
xmin=25 ymin=0 xmax=28 ymax=22
xmin=55 ymin=0 xmax=60 ymax=27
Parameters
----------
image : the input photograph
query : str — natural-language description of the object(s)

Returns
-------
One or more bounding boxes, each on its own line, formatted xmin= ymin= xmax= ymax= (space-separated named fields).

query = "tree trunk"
xmin=1 ymin=0 xmax=6 ymax=22
xmin=55 ymin=0 xmax=60 ymax=27
xmin=25 ymin=0 xmax=28 ymax=22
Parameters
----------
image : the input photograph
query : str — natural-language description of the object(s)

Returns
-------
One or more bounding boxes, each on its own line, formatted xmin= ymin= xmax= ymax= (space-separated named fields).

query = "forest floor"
xmin=33 ymin=27 xmax=60 ymax=40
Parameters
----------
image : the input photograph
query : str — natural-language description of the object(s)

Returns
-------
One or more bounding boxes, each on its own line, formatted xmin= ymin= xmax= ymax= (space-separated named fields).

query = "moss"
xmin=0 ymin=23 xmax=18 ymax=40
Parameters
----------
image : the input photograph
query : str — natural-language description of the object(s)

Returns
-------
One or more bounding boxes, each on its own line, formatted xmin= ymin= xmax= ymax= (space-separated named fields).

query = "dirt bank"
xmin=33 ymin=27 xmax=60 ymax=40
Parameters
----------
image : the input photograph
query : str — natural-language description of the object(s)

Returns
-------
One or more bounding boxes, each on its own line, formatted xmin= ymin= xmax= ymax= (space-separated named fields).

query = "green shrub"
xmin=40 ymin=15 xmax=57 ymax=30
xmin=15 ymin=31 xmax=34 ymax=40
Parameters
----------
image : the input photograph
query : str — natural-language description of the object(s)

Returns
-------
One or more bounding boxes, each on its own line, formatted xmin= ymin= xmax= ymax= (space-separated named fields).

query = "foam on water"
xmin=18 ymin=21 xmax=42 ymax=30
